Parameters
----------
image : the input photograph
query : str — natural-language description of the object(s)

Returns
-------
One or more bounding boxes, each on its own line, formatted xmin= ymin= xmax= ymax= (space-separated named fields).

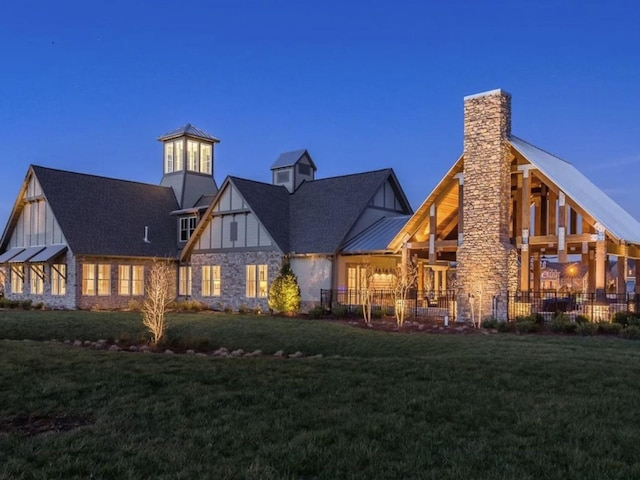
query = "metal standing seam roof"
xmin=0 ymin=247 xmax=25 ymax=263
xmin=341 ymin=215 xmax=412 ymax=253
xmin=270 ymin=149 xmax=317 ymax=170
xmin=9 ymin=246 xmax=45 ymax=263
xmin=509 ymin=136 xmax=640 ymax=245
xmin=158 ymin=123 xmax=220 ymax=142
xmin=29 ymin=244 xmax=68 ymax=263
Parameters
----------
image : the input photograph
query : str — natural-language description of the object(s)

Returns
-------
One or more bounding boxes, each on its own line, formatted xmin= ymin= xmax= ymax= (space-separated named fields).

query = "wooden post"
xmin=520 ymin=170 xmax=531 ymax=292
xmin=595 ymin=224 xmax=606 ymax=295
xmin=636 ymin=259 xmax=640 ymax=295
xmin=539 ymin=184 xmax=548 ymax=236
xmin=588 ymin=249 xmax=596 ymax=293
xmin=558 ymin=191 xmax=567 ymax=263
xmin=533 ymin=252 xmax=541 ymax=292
xmin=515 ymin=173 xmax=522 ymax=236
xmin=548 ymin=190 xmax=557 ymax=236
xmin=617 ymin=246 xmax=627 ymax=295
xmin=417 ymin=262 xmax=424 ymax=292
xmin=569 ymin=208 xmax=578 ymax=235
xmin=429 ymin=203 xmax=437 ymax=264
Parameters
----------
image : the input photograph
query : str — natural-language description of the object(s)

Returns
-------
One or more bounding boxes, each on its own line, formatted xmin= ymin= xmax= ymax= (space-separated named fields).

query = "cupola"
xmin=270 ymin=149 xmax=316 ymax=193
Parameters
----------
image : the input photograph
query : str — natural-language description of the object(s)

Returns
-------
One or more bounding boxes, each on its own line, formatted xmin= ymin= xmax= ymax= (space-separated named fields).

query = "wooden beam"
xmin=636 ymin=259 xmax=640 ymax=294
xmin=618 ymin=247 xmax=627 ymax=295
xmin=533 ymin=252 xmax=541 ymax=292
xmin=521 ymin=170 xmax=531 ymax=292
xmin=595 ymin=233 xmax=606 ymax=294
xmin=429 ymin=203 xmax=437 ymax=264
xmin=539 ymin=184 xmax=548 ymax=235
xmin=548 ymin=189 xmax=557 ymax=236
xmin=558 ymin=191 xmax=567 ymax=263
xmin=569 ymin=208 xmax=578 ymax=235
xmin=588 ymin=249 xmax=596 ymax=293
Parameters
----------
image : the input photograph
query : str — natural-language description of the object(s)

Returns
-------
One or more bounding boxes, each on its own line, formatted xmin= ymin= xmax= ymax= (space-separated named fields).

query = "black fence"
xmin=507 ymin=291 xmax=639 ymax=322
xmin=320 ymin=289 xmax=457 ymax=322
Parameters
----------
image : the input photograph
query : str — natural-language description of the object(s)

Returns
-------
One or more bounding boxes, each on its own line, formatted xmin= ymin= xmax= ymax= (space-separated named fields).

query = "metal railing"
xmin=320 ymin=289 xmax=457 ymax=321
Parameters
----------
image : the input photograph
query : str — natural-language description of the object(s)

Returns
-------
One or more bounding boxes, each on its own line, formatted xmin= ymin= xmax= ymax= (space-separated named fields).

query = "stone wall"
xmin=189 ymin=250 xmax=284 ymax=312
xmin=456 ymin=89 xmax=516 ymax=321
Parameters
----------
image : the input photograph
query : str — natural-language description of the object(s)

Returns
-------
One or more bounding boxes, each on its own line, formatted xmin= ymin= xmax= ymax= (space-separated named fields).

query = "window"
xmin=82 ymin=264 xmax=96 ymax=295
xmin=119 ymin=265 xmax=144 ymax=296
xmin=179 ymin=216 xmax=198 ymax=242
xmin=276 ymin=170 xmax=290 ymax=183
xmin=97 ymin=264 xmax=111 ymax=296
xmin=200 ymin=143 xmax=212 ymax=174
xmin=11 ymin=265 xmax=23 ymax=294
xmin=298 ymin=163 xmax=311 ymax=175
xmin=164 ymin=143 xmax=174 ymax=173
xmin=179 ymin=265 xmax=192 ymax=296
xmin=187 ymin=140 xmax=199 ymax=172
xmin=202 ymin=265 xmax=221 ymax=297
xmin=246 ymin=264 xmax=268 ymax=298
xmin=230 ymin=221 xmax=238 ymax=242
xmin=175 ymin=140 xmax=184 ymax=171
xmin=30 ymin=264 xmax=44 ymax=295
xmin=52 ymin=264 xmax=66 ymax=296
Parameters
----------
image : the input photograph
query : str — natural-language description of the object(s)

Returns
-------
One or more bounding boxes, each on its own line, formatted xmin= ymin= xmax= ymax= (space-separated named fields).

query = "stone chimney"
xmin=456 ymin=89 xmax=518 ymax=322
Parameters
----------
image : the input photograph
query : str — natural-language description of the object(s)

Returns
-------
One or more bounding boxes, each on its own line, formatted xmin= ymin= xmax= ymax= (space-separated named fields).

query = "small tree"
xmin=268 ymin=261 xmax=301 ymax=315
xmin=359 ymin=261 xmax=376 ymax=326
xmin=142 ymin=259 xmax=174 ymax=345
xmin=392 ymin=260 xmax=419 ymax=328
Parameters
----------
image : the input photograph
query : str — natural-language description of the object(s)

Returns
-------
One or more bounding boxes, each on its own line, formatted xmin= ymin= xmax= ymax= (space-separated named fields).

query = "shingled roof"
xmin=289 ymin=169 xmax=408 ymax=254
xmin=30 ymin=166 xmax=180 ymax=258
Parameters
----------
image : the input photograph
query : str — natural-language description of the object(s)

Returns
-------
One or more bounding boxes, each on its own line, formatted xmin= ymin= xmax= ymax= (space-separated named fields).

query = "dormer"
xmin=271 ymin=149 xmax=316 ymax=193
xmin=158 ymin=124 xmax=220 ymax=209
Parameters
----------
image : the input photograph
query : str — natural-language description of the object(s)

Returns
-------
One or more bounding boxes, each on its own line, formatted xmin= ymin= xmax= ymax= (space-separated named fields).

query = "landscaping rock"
xmin=97 ymin=339 xmax=108 ymax=345
xmin=138 ymin=345 xmax=151 ymax=352
xmin=64 ymin=340 xmax=71 ymax=344
xmin=309 ymin=354 xmax=323 ymax=359
xmin=195 ymin=353 xmax=207 ymax=357
xmin=213 ymin=347 xmax=229 ymax=356
xmin=129 ymin=345 xmax=138 ymax=352
xmin=273 ymin=350 xmax=285 ymax=357
xmin=164 ymin=349 xmax=174 ymax=355
xmin=289 ymin=351 xmax=304 ymax=359
xmin=83 ymin=340 xmax=92 ymax=346
xmin=230 ymin=349 xmax=244 ymax=357
xmin=73 ymin=340 xmax=83 ymax=347
xmin=186 ymin=349 xmax=196 ymax=355
xmin=108 ymin=345 xmax=120 ymax=351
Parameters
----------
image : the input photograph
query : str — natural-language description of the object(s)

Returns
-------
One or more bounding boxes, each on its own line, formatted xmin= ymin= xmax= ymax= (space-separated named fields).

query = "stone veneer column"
xmin=456 ymin=89 xmax=517 ymax=322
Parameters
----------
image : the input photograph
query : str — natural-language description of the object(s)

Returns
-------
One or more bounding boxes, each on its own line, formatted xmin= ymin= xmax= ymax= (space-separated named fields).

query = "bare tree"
xmin=392 ymin=260 xmax=419 ymax=328
xmin=142 ymin=259 xmax=175 ymax=345
xmin=359 ymin=261 xmax=376 ymax=326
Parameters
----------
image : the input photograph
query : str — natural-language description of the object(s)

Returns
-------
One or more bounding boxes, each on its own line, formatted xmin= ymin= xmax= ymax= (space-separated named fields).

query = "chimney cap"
xmin=463 ymin=88 xmax=511 ymax=101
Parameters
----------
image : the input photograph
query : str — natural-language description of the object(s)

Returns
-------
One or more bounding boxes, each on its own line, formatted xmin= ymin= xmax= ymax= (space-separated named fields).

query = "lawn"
xmin=1 ymin=311 xmax=640 ymax=479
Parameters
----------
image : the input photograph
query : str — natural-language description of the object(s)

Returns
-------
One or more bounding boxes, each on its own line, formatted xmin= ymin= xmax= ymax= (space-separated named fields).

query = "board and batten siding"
xmin=290 ymin=256 xmax=332 ymax=303
xmin=9 ymin=175 xmax=66 ymax=248
xmin=194 ymin=182 xmax=273 ymax=251
xmin=370 ymin=179 xmax=405 ymax=212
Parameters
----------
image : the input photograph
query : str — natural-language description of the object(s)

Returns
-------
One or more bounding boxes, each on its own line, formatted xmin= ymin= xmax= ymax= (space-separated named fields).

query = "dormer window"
xmin=179 ymin=216 xmax=198 ymax=242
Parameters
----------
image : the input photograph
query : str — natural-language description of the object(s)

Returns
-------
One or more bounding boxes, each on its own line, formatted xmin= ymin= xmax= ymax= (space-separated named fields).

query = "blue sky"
xmin=1 ymin=0 xmax=639 ymax=230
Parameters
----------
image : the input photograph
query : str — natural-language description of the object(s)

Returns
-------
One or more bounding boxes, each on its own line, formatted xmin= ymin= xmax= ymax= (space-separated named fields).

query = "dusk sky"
xmin=1 ymin=0 xmax=639 ymax=230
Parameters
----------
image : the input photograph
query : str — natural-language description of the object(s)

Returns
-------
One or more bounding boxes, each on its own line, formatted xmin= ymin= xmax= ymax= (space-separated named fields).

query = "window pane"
xmin=187 ymin=140 xmax=199 ymax=172
xmin=119 ymin=265 xmax=130 ymax=295
xmin=179 ymin=266 xmax=192 ymax=296
xmin=202 ymin=265 xmax=211 ymax=296
xmin=52 ymin=264 xmax=66 ymax=296
xmin=212 ymin=265 xmax=220 ymax=296
xmin=132 ymin=266 xmax=144 ymax=295
xmin=98 ymin=264 xmax=111 ymax=296
xmin=82 ymin=264 xmax=95 ymax=296
xmin=11 ymin=265 xmax=24 ymax=294
xmin=30 ymin=265 xmax=44 ymax=295
xmin=246 ymin=265 xmax=256 ymax=297
xmin=165 ymin=143 xmax=174 ymax=173
xmin=200 ymin=143 xmax=212 ymax=174
xmin=258 ymin=264 xmax=268 ymax=298
xmin=175 ymin=140 xmax=184 ymax=171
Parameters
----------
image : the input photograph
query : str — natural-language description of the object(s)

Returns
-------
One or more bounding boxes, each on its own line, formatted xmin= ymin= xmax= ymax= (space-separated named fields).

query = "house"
xmin=0 ymin=126 xmax=412 ymax=310
xmin=389 ymin=89 xmax=640 ymax=321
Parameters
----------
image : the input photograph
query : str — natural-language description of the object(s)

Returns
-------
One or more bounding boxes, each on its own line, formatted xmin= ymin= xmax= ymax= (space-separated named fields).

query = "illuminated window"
xmin=98 ymin=264 xmax=111 ymax=296
xmin=180 ymin=216 xmax=198 ymax=242
xmin=200 ymin=143 xmax=212 ymax=174
xmin=119 ymin=265 xmax=144 ymax=296
xmin=11 ymin=265 xmax=23 ymax=294
xmin=52 ymin=264 xmax=66 ymax=296
xmin=202 ymin=265 xmax=221 ymax=297
xmin=175 ymin=140 xmax=184 ymax=171
xmin=246 ymin=264 xmax=268 ymax=298
xmin=187 ymin=140 xmax=199 ymax=172
xmin=165 ymin=143 xmax=174 ymax=173
xmin=179 ymin=265 xmax=192 ymax=296
xmin=30 ymin=264 xmax=44 ymax=295
xmin=82 ymin=264 xmax=95 ymax=295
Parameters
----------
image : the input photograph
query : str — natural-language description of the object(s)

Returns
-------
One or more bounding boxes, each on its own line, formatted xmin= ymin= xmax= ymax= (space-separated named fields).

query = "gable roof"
xmin=341 ymin=215 xmax=412 ymax=254
xmin=229 ymin=177 xmax=291 ymax=252
xmin=271 ymin=149 xmax=317 ymax=171
xmin=27 ymin=166 xmax=180 ymax=258
xmin=289 ymin=169 xmax=410 ymax=254
xmin=157 ymin=123 xmax=220 ymax=142
xmin=509 ymin=136 xmax=640 ymax=245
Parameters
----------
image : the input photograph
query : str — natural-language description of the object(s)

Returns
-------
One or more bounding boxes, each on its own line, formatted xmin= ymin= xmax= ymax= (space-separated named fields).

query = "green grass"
xmin=1 ymin=311 xmax=640 ymax=479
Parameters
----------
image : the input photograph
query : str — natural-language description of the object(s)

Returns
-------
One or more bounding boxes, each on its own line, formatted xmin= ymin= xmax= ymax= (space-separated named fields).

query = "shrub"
xmin=307 ymin=306 xmax=325 ymax=319
xmin=223 ymin=306 xmax=233 ymax=314
xmin=515 ymin=319 xmax=539 ymax=334
xmin=268 ymin=261 xmax=301 ymax=315
xmin=550 ymin=318 xmax=577 ymax=334
xmin=497 ymin=321 xmax=516 ymax=333
xmin=575 ymin=315 xmax=590 ymax=325
xmin=576 ymin=322 xmax=598 ymax=336
xmin=621 ymin=326 xmax=640 ymax=340
xmin=237 ymin=304 xmax=250 ymax=314
xmin=371 ymin=307 xmax=383 ymax=319
xmin=21 ymin=299 xmax=33 ymax=310
xmin=613 ymin=311 xmax=635 ymax=327
xmin=331 ymin=305 xmax=349 ymax=318
xmin=353 ymin=306 xmax=364 ymax=318
xmin=597 ymin=322 xmax=623 ymax=335
xmin=482 ymin=317 xmax=499 ymax=329
xmin=33 ymin=302 xmax=44 ymax=310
